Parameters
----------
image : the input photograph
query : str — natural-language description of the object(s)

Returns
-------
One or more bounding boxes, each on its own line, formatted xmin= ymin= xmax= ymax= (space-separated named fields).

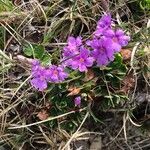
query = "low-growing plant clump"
xmin=0 ymin=0 xmax=149 ymax=149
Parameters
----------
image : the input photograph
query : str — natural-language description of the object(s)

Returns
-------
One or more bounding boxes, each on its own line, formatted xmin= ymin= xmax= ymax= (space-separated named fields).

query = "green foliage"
xmin=35 ymin=53 xmax=128 ymax=131
xmin=0 ymin=0 xmax=14 ymax=12
xmin=42 ymin=0 xmax=96 ymax=44
xmin=92 ymin=54 xmax=127 ymax=109
xmin=0 ymin=27 xmax=5 ymax=49
xmin=22 ymin=43 xmax=128 ymax=131
xmin=18 ymin=0 xmax=130 ymax=133
xmin=139 ymin=0 xmax=150 ymax=10
xmin=23 ymin=44 xmax=51 ymax=66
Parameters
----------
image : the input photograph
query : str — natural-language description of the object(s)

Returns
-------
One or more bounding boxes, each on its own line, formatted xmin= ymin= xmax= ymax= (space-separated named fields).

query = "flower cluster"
xmin=62 ymin=37 xmax=94 ymax=72
xmin=94 ymin=13 xmax=112 ymax=37
xmin=30 ymin=60 xmax=68 ymax=91
xmin=30 ymin=13 xmax=130 ymax=91
xmin=87 ymin=13 xmax=130 ymax=66
xmin=62 ymin=14 xmax=130 ymax=67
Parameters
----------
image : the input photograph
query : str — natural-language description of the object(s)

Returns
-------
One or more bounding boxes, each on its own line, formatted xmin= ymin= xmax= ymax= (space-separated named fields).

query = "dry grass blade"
xmin=8 ymin=107 xmax=87 ymax=129
xmin=62 ymin=112 xmax=89 ymax=150
xmin=0 ymin=49 xmax=12 ymax=62
xmin=39 ymin=126 xmax=55 ymax=147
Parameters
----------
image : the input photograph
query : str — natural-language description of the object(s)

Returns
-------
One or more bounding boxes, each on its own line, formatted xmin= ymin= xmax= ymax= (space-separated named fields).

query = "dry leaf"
xmin=84 ymin=69 xmax=95 ymax=82
xmin=119 ymin=74 xmax=135 ymax=94
xmin=15 ymin=55 xmax=35 ymax=70
xmin=120 ymin=49 xmax=132 ymax=60
xmin=67 ymin=86 xmax=81 ymax=96
xmin=45 ymin=102 xmax=51 ymax=109
xmin=119 ymin=85 xmax=131 ymax=94
xmin=12 ymin=0 xmax=21 ymax=5
xmin=16 ymin=55 xmax=34 ymax=65
xmin=123 ymin=75 xmax=135 ymax=88
xmin=37 ymin=109 xmax=49 ymax=120
xmin=88 ymin=94 xmax=94 ymax=101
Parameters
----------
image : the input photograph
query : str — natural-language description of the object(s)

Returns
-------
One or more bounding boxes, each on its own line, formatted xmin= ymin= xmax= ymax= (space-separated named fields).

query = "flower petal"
xmin=97 ymin=53 xmax=109 ymax=66
xmin=118 ymin=35 xmax=130 ymax=46
xmin=70 ymin=61 xmax=79 ymax=70
xmin=30 ymin=77 xmax=47 ymax=91
xmin=85 ymin=57 xmax=94 ymax=67
xmin=79 ymin=64 xmax=87 ymax=72
xmin=74 ymin=96 xmax=81 ymax=106
xmin=112 ymin=42 xmax=122 ymax=52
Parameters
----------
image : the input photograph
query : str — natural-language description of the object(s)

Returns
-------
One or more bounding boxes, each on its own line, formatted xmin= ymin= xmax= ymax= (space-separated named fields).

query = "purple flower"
xmin=74 ymin=96 xmax=81 ymax=107
xmin=68 ymin=47 xmax=94 ymax=72
xmin=63 ymin=36 xmax=82 ymax=58
xmin=88 ymin=38 xmax=115 ymax=66
xmin=30 ymin=61 xmax=68 ymax=91
xmin=47 ymin=65 xmax=68 ymax=82
xmin=30 ymin=61 xmax=48 ymax=91
xmin=94 ymin=14 xmax=112 ymax=37
xmin=31 ymin=60 xmax=40 ymax=74
xmin=30 ymin=77 xmax=47 ymax=91
xmin=103 ymin=29 xmax=130 ymax=52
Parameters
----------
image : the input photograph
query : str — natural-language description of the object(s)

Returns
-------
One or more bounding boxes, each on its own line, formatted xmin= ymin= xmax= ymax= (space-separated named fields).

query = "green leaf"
xmin=106 ymin=73 xmax=114 ymax=78
xmin=0 ymin=0 xmax=14 ymax=12
xmin=34 ymin=45 xmax=45 ymax=59
xmin=83 ymin=0 xmax=91 ymax=6
xmin=23 ymin=44 xmax=33 ymax=56
xmin=41 ymin=53 xmax=51 ymax=66
xmin=23 ymin=44 xmax=45 ymax=60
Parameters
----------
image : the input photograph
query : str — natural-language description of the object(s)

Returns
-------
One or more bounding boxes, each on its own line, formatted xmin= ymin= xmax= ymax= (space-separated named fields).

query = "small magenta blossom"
xmin=47 ymin=65 xmax=68 ymax=83
xmin=62 ymin=36 xmax=82 ymax=68
xmin=87 ymin=38 xmax=115 ymax=66
xmin=74 ymin=96 xmax=81 ymax=107
xmin=31 ymin=60 xmax=40 ymax=75
xmin=103 ymin=29 xmax=130 ymax=52
xmin=30 ymin=61 xmax=68 ymax=91
xmin=30 ymin=77 xmax=47 ymax=91
xmin=68 ymin=47 xmax=94 ymax=72
xmin=30 ymin=61 xmax=48 ymax=91
xmin=63 ymin=36 xmax=82 ymax=58
xmin=94 ymin=14 xmax=112 ymax=37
